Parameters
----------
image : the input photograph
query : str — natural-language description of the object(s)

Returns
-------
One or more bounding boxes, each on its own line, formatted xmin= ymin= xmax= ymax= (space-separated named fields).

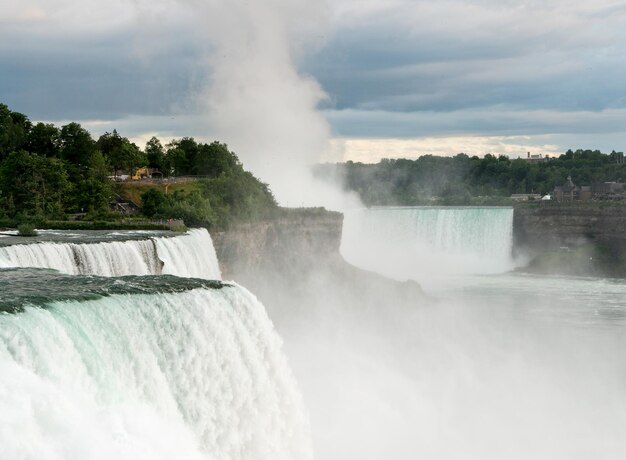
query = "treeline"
xmin=0 ymin=103 xmax=276 ymax=227
xmin=315 ymin=150 xmax=626 ymax=205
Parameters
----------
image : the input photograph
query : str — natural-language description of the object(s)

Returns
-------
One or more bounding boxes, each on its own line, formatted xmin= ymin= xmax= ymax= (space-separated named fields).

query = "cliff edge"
xmin=212 ymin=209 xmax=425 ymax=316
xmin=513 ymin=204 xmax=626 ymax=277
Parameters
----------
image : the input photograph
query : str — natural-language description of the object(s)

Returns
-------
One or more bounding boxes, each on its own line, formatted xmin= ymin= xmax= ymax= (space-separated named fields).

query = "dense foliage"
xmin=315 ymin=151 xmax=626 ymax=205
xmin=0 ymin=103 xmax=276 ymax=228
xmin=138 ymin=169 xmax=277 ymax=229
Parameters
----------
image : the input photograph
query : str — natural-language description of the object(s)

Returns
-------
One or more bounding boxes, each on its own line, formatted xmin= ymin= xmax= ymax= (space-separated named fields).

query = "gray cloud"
xmin=300 ymin=0 xmax=626 ymax=153
xmin=307 ymin=1 xmax=626 ymax=118
xmin=0 ymin=0 xmax=625 ymax=157
xmin=0 ymin=3 xmax=203 ymax=121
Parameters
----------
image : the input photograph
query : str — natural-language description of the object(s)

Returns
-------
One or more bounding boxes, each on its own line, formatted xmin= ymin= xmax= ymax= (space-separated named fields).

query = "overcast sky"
xmin=2 ymin=0 xmax=625 ymax=166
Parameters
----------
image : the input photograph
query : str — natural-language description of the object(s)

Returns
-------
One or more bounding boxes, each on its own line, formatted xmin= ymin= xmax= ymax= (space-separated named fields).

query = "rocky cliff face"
xmin=212 ymin=209 xmax=424 ymax=317
xmin=513 ymin=204 xmax=626 ymax=276
xmin=212 ymin=211 xmax=344 ymax=281
xmin=514 ymin=205 xmax=626 ymax=249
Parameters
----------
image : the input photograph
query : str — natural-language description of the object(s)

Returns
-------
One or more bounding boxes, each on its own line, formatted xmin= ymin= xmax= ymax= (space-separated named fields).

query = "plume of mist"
xmin=170 ymin=0 xmax=358 ymax=209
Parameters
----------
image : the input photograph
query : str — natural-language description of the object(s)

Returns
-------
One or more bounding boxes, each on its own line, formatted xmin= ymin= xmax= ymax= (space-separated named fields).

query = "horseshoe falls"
xmin=0 ymin=230 xmax=311 ymax=460
xmin=341 ymin=207 xmax=514 ymax=281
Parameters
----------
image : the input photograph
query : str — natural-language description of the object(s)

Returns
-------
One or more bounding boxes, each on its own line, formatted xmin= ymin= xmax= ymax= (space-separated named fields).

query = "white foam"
xmin=0 ymin=286 xmax=311 ymax=459
xmin=0 ymin=229 xmax=221 ymax=280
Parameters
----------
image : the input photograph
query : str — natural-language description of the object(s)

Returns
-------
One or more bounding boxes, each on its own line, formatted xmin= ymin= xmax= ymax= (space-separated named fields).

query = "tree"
xmin=97 ymin=130 xmax=125 ymax=176
xmin=124 ymin=142 xmax=147 ymax=177
xmin=166 ymin=137 xmax=200 ymax=175
xmin=59 ymin=122 xmax=96 ymax=169
xmin=194 ymin=141 xmax=240 ymax=176
xmin=141 ymin=188 xmax=167 ymax=217
xmin=165 ymin=146 xmax=188 ymax=176
xmin=145 ymin=136 xmax=166 ymax=173
xmin=0 ymin=150 xmax=69 ymax=217
xmin=27 ymin=122 xmax=61 ymax=157
xmin=70 ymin=151 xmax=113 ymax=214
xmin=0 ymin=104 xmax=31 ymax=160
xmin=99 ymin=130 xmax=146 ymax=177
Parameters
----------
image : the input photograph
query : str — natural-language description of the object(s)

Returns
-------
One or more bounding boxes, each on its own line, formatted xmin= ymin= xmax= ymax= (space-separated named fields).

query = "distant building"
xmin=591 ymin=182 xmax=626 ymax=200
xmin=524 ymin=152 xmax=550 ymax=163
xmin=553 ymin=176 xmax=578 ymax=202
xmin=579 ymin=186 xmax=592 ymax=201
xmin=553 ymin=176 xmax=625 ymax=202
xmin=610 ymin=151 xmax=624 ymax=164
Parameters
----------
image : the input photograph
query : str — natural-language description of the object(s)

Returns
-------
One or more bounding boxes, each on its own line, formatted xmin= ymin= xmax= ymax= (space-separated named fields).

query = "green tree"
xmin=70 ymin=151 xmax=113 ymax=214
xmin=194 ymin=141 xmax=240 ymax=176
xmin=166 ymin=137 xmax=200 ymax=175
xmin=99 ymin=130 xmax=146 ymax=177
xmin=141 ymin=188 xmax=167 ymax=217
xmin=59 ymin=122 xmax=97 ymax=169
xmin=165 ymin=146 xmax=188 ymax=176
xmin=0 ymin=104 xmax=31 ymax=160
xmin=27 ymin=122 xmax=61 ymax=157
xmin=0 ymin=150 xmax=69 ymax=217
xmin=145 ymin=136 xmax=166 ymax=173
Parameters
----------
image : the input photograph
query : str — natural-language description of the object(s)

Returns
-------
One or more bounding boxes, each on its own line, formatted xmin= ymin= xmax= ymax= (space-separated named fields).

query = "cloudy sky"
xmin=2 ymin=0 xmax=625 ymax=168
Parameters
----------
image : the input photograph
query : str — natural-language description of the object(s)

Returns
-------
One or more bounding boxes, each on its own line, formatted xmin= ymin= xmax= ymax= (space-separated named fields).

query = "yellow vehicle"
xmin=131 ymin=167 xmax=150 ymax=180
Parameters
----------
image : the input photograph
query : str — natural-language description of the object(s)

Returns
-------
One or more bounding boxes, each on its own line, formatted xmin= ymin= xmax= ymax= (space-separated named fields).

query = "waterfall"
xmin=0 ymin=285 xmax=312 ymax=460
xmin=341 ymin=207 xmax=514 ymax=280
xmin=154 ymin=229 xmax=221 ymax=279
xmin=0 ymin=229 xmax=221 ymax=280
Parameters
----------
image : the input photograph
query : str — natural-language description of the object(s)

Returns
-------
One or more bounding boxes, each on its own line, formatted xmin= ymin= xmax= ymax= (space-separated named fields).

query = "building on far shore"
xmin=553 ymin=176 xmax=626 ymax=202
xmin=553 ymin=176 xmax=578 ymax=202
xmin=592 ymin=182 xmax=626 ymax=200
xmin=522 ymin=152 xmax=550 ymax=163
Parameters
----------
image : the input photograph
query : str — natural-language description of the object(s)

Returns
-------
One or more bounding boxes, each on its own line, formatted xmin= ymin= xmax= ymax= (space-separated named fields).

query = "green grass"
xmin=116 ymin=181 xmax=203 ymax=206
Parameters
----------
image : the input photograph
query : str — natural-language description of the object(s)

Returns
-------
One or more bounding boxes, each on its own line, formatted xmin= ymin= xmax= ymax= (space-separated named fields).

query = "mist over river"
xmin=277 ymin=206 xmax=626 ymax=459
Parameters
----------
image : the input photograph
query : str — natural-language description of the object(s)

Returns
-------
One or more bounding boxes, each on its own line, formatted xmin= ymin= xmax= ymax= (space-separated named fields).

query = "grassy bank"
xmin=0 ymin=218 xmax=186 ymax=232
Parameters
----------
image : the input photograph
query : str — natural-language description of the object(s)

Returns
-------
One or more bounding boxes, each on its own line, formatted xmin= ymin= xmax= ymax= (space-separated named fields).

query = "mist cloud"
xmin=172 ymin=0 xmax=337 ymax=205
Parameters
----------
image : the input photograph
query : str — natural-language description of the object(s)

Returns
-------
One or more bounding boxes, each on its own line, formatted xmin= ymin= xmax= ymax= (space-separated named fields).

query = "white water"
xmin=0 ymin=229 xmax=221 ymax=279
xmin=0 ymin=287 xmax=311 ymax=460
xmin=341 ymin=207 xmax=514 ymax=282
xmin=154 ymin=229 xmax=221 ymax=279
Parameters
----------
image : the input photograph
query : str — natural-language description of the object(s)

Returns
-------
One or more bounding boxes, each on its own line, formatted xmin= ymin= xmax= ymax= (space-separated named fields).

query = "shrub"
xmin=17 ymin=223 xmax=38 ymax=237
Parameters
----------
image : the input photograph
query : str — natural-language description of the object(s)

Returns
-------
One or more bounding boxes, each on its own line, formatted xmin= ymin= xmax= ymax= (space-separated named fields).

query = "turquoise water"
xmin=0 ymin=286 xmax=311 ymax=459
xmin=0 ymin=229 xmax=311 ymax=460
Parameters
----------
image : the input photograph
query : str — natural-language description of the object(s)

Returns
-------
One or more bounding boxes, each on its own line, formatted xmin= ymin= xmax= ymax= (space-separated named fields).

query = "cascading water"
xmin=341 ymin=207 xmax=514 ymax=281
xmin=0 ymin=229 xmax=221 ymax=279
xmin=0 ymin=279 xmax=311 ymax=460
xmin=0 ymin=227 xmax=311 ymax=458
xmin=154 ymin=229 xmax=221 ymax=279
